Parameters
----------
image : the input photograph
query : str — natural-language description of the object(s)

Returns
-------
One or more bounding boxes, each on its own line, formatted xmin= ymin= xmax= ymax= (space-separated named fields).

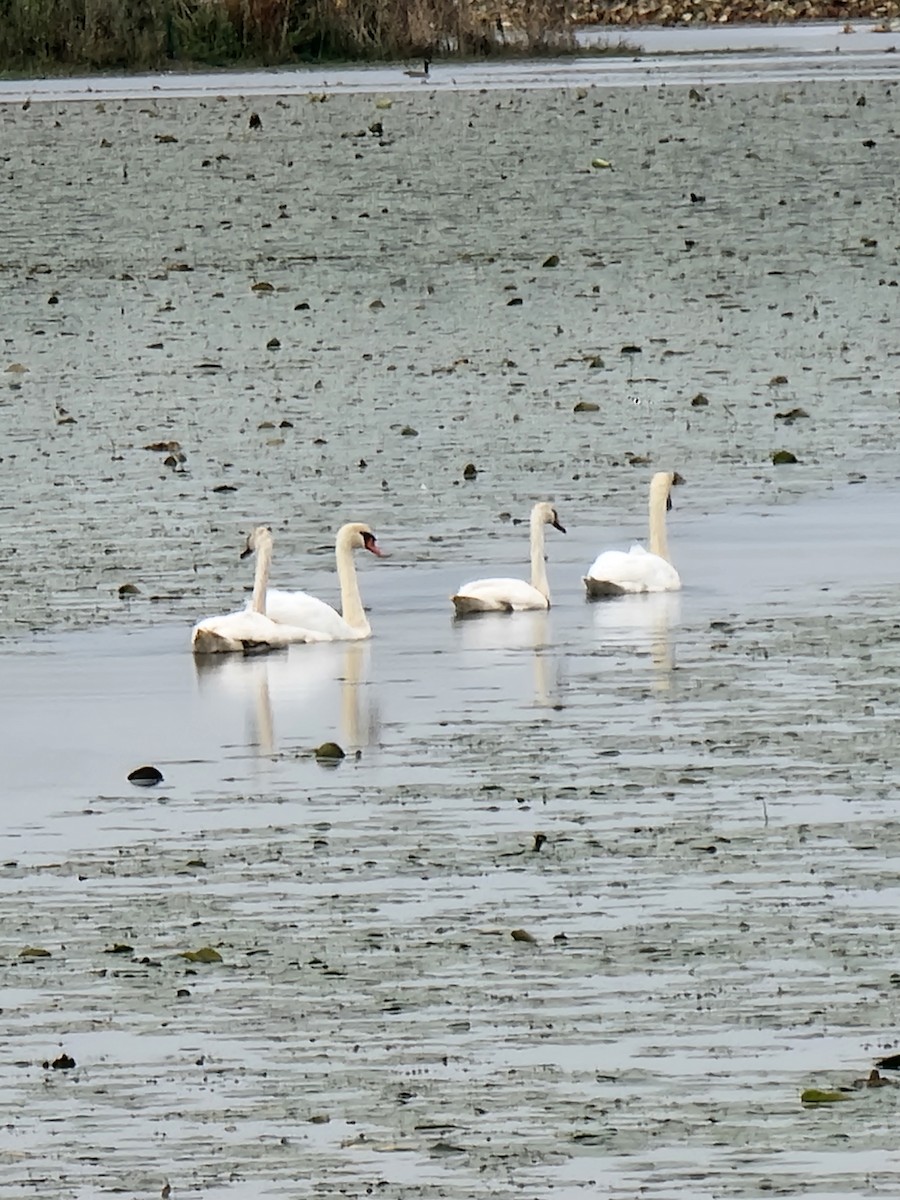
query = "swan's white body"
xmin=452 ymin=502 xmax=565 ymax=614
xmin=192 ymin=527 xmax=329 ymax=654
xmin=263 ymin=522 xmax=383 ymax=641
xmin=585 ymin=472 xmax=682 ymax=597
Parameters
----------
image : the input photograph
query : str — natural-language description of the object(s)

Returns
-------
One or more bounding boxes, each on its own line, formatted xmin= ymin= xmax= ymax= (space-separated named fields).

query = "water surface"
xmin=3 ymin=56 xmax=900 ymax=1200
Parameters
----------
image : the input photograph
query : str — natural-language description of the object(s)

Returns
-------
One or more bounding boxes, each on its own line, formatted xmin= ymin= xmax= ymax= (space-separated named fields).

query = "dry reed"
xmin=0 ymin=0 xmax=576 ymax=71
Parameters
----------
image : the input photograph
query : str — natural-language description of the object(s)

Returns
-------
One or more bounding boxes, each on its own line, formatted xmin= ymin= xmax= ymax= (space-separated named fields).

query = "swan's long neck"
xmin=336 ymin=528 xmax=370 ymax=634
xmin=648 ymin=477 xmax=671 ymax=562
xmin=529 ymin=509 xmax=550 ymax=600
xmin=250 ymin=534 xmax=273 ymax=614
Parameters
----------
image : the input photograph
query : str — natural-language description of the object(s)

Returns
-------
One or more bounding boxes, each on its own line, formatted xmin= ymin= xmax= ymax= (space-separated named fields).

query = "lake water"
xmin=3 ymin=41 xmax=900 ymax=1200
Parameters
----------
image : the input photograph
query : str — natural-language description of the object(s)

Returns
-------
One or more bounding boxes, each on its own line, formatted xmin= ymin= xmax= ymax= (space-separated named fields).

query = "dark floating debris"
xmin=775 ymin=407 xmax=809 ymax=423
xmin=858 ymin=1068 xmax=894 ymax=1088
xmin=573 ymin=400 xmax=599 ymax=413
xmin=510 ymin=928 xmax=537 ymax=944
xmin=128 ymin=765 xmax=163 ymax=787
xmin=118 ymin=582 xmax=140 ymax=596
xmin=315 ymin=742 xmax=346 ymax=765
xmin=45 ymin=1053 xmax=76 ymax=1070
xmin=772 ymin=449 xmax=799 ymax=465
xmin=532 ymin=833 xmax=547 ymax=852
xmin=248 ymin=112 xmax=262 ymax=130
xmin=463 ymin=462 xmax=478 ymax=480
xmin=542 ymin=254 xmax=560 ymax=268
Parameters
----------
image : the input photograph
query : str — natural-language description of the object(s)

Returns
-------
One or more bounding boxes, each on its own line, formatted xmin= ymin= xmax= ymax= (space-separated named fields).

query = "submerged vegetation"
xmin=0 ymin=0 xmax=575 ymax=72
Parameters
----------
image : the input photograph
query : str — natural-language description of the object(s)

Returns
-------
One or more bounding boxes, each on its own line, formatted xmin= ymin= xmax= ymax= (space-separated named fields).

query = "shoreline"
xmin=0 ymin=20 xmax=898 ymax=93
xmin=1 ymin=23 xmax=899 ymax=103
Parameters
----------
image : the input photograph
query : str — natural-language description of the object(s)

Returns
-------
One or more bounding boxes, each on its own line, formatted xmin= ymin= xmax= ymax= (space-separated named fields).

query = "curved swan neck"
xmin=335 ymin=525 xmax=370 ymax=634
xmin=529 ymin=507 xmax=551 ymax=600
xmin=250 ymin=532 xmax=273 ymax=613
xmin=648 ymin=474 xmax=671 ymax=562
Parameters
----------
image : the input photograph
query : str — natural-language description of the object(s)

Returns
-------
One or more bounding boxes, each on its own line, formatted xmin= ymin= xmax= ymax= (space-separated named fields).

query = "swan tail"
xmin=584 ymin=576 xmax=627 ymax=599
xmin=451 ymin=594 xmax=513 ymax=615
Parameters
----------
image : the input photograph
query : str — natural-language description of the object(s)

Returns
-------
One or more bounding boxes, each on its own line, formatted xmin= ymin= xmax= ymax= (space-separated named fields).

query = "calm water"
xmin=3 ymin=53 xmax=900 ymax=1199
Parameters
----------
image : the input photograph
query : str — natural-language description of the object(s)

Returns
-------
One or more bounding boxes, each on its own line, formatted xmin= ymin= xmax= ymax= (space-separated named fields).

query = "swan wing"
xmin=585 ymin=546 xmax=680 ymax=594
xmin=452 ymin=576 xmax=549 ymax=613
xmin=263 ymin=589 xmax=352 ymax=639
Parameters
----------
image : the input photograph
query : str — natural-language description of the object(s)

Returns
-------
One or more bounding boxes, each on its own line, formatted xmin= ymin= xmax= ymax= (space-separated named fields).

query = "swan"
xmin=584 ymin=471 xmax=683 ymax=597
xmin=192 ymin=527 xmax=329 ymax=654
xmin=451 ymin=502 xmax=566 ymax=614
xmin=263 ymin=522 xmax=384 ymax=641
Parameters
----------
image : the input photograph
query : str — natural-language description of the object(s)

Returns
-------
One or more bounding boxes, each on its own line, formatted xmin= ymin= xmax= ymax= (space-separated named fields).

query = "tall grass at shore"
xmin=0 ymin=0 xmax=575 ymax=72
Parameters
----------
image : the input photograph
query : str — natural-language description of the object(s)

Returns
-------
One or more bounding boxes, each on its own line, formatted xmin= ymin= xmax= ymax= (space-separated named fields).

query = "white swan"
xmin=263 ymin=522 xmax=384 ymax=641
xmin=192 ymin=527 xmax=329 ymax=654
xmin=584 ymin=471 xmax=683 ymax=597
xmin=451 ymin=502 xmax=566 ymax=614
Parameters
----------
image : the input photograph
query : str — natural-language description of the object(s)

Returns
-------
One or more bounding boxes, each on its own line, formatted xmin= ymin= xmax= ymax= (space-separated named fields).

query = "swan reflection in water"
xmin=590 ymin=592 xmax=681 ymax=694
xmin=193 ymin=641 xmax=376 ymax=756
xmin=453 ymin=608 xmax=562 ymax=708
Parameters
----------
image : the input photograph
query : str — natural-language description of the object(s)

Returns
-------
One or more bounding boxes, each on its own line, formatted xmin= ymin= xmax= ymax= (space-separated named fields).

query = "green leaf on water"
xmin=800 ymin=1088 xmax=853 ymax=1105
xmin=180 ymin=947 xmax=223 ymax=964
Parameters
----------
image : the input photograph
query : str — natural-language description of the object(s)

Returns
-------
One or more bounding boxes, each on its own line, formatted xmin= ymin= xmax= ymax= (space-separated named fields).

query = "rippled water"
xmin=3 ymin=54 xmax=900 ymax=1200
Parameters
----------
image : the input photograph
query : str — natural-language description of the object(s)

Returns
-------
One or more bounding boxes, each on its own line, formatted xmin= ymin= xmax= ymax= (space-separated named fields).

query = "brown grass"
xmin=0 ymin=0 xmax=576 ymax=71
xmin=308 ymin=0 xmax=575 ymax=59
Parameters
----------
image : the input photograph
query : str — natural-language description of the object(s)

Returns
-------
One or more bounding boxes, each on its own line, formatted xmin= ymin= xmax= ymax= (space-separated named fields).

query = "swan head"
xmin=652 ymin=472 xmax=684 ymax=512
xmin=533 ymin=501 xmax=566 ymax=534
xmin=240 ymin=526 xmax=273 ymax=559
xmin=337 ymin=522 xmax=385 ymax=557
